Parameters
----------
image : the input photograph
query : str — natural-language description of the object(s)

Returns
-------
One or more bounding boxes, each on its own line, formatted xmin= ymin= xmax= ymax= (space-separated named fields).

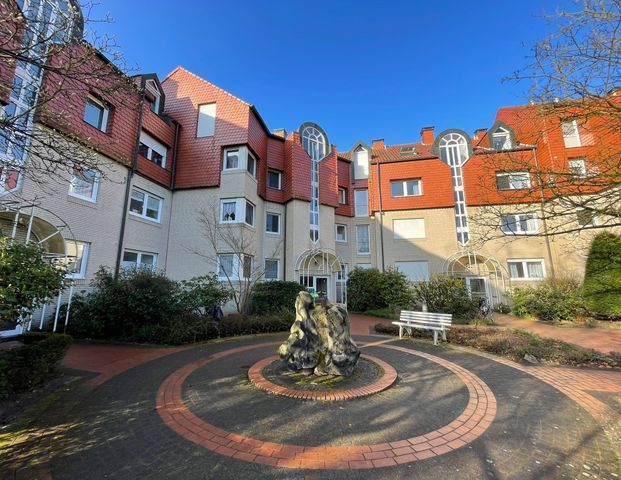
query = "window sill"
xmin=509 ymin=277 xmax=546 ymax=282
xmin=128 ymin=212 xmax=162 ymax=226
xmin=266 ymin=231 xmax=281 ymax=236
xmin=267 ymin=186 xmax=282 ymax=191
xmin=336 ymin=239 xmax=348 ymax=244
xmin=67 ymin=194 xmax=98 ymax=208
xmin=82 ymin=119 xmax=108 ymax=135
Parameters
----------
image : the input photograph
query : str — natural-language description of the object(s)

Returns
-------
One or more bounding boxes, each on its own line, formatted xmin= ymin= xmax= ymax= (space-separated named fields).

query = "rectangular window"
xmin=339 ymin=187 xmax=347 ymax=204
xmin=569 ymin=158 xmax=587 ymax=178
xmin=335 ymin=224 xmax=347 ymax=242
xmin=562 ymin=120 xmax=581 ymax=148
xmin=354 ymin=189 xmax=368 ymax=217
xmin=66 ymin=241 xmax=89 ymax=279
xmin=197 ymin=103 xmax=216 ymax=137
xmin=264 ymin=259 xmax=279 ymax=280
xmin=393 ymin=218 xmax=425 ymax=239
xmin=395 ymin=260 xmax=429 ymax=282
xmin=217 ymin=254 xmax=256 ymax=280
xmin=266 ymin=212 xmax=280 ymax=234
xmin=243 ymin=255 xmax=253 ymax=279
xmin=247 ymin=152 xmax=257 ymax=177
xmin=69 ymin=167 xmax=99 ymax=202
xmin=356 ymin=263 xmax=372 ymax=269
xmin=353 ymin=147 xmax=369 ymax=180
xmin=217 ymin=254 xmax=235 ymax=279
xmin=219 ymin=198 xmax=254 ymax=225
xmin=267 ymin=170 xmax=282 ymax=189
xmin=390 ymin=179 xmax=422 ymax=197
xmin=496 ymin=172 xmax=531 ymax=190
xmin=577 ymin=209 xmax=597 ymax=227
xmin=83 ymin=96 xmax=109 ymax=132
xmin=500 ymin=213 xmax=538 ymax=234
xmin=221 ymin=201 xmax=237 ymax=222
xmin=122 ymin=250 xmax=157 ymax=270
xmin=224 ymin=149 xmax=240 ymax=170
xmin=356 ymin=225 xmax=370 ymax=254
xmin=508 ymin=259 xmax=546 ymax=280
xmin=129 ymin=188 xmax=162 ymax=222
xmin=138 ymin=131 xmax=167 ymax=168
xmin=245 ymin=201 xmax=255 ymax=226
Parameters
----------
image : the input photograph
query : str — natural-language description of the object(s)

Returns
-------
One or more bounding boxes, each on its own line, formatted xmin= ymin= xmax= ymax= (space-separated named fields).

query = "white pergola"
xmin=294 ymin=248 xmax=345 ymax=304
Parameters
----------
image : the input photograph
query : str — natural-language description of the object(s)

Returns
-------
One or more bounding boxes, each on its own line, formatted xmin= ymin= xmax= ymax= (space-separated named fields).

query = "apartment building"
xmin=1 ymin=0 xmax=619 ymax=328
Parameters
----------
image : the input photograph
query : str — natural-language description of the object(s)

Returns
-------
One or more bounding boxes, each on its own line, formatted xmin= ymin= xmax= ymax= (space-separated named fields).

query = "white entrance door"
xmin=314 ymin=276 xmax=330 ymax=298
xmin=466 ymin=277 xmax=489 ymax=301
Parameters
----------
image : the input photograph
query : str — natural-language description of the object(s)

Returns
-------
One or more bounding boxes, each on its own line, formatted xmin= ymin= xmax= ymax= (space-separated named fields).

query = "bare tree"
xmin=0 ymin=0 xmax=137 ymax=204
xmin=190 ymin=203 xmax=283 ymax=314
xmin=471 ymin=0 xmax=621 ymax=240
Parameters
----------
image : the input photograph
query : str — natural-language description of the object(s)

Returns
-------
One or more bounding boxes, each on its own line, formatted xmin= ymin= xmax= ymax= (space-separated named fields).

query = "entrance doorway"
xmin=300 ymin=275 xmax=331 ymax=299
xmin=465 ymin=277 xmax=489 ymax=301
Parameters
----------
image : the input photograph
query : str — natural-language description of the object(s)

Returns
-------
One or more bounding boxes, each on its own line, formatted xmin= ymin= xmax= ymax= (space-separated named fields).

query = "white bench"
xmin=392 ymin=310 xmax=452 ymax=346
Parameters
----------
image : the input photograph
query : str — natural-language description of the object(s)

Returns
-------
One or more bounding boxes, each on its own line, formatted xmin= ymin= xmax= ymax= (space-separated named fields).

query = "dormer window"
xmin=145 ymin=79 xmax=162 ymax=114
xmin=353 ymin=146 xmax=369 ymax=180
xmin=492 ymin=127 xmax=511 ymax=150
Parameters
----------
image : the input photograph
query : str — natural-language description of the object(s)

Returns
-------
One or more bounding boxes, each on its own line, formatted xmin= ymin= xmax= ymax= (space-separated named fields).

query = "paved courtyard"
xmin=2 ymin=332 xmax=621 ymax=480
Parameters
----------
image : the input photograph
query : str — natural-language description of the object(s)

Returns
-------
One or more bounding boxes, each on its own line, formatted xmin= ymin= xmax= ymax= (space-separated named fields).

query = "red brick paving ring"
xmin=156 ymin=341 xmax=497 ymax=470
xmin=248 ymin=354 xmax=398 ymax=401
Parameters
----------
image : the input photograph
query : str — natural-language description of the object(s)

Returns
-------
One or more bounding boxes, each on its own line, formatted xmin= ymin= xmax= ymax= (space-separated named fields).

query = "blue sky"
xmin=89 ymin=0 xmax=572 ymax=150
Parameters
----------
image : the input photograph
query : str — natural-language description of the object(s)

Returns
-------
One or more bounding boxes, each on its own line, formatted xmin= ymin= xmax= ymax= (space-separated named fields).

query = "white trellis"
xmin=294 ymin=248 xmax=346 ymax=304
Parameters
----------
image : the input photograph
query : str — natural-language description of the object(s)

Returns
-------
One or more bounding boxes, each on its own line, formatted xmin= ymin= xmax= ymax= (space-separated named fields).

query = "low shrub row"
xmin=250 ymin=281 xmax=304 ymax=315
xmin=509 ymin=278 xmax=584 ymax=322
xmin=374 ymin=323 xmax=621 ymax=368
xmin=0 ymin=332 xmax=72 ymax=398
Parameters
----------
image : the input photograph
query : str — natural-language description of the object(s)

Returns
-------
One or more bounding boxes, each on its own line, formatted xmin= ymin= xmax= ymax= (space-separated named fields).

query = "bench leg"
xmin=433 ymin=330 xmax=438 ymax=346
xmin=442 ymin=329 xmax=447 ymax=342
xmin=399 ymin=325 xmax=403 ymax=339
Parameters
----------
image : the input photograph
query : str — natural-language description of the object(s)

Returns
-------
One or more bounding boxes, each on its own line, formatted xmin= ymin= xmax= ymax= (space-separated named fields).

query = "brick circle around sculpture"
xmin=156 ymin=341 xmax=497 ymax=470
xmin=249 ymin=354 xmax=397 ymax=401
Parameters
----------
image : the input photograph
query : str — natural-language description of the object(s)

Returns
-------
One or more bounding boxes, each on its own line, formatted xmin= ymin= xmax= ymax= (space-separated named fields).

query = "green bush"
xmin=378 ymin=268 xmax=411 ymax=311
xmin=251 ymin=281 xmax=305 ymax=314
xmin=410 ymin=276 xmax=480 ymax=320
xmin=583 ymin=232 xmax=621 ymax=318
xmin=347 ymin=268 xmax=410 ymax=312
xmin=0 ymin=332 xmax=72 ymax=398
xmin=178 ymin=274 xmax=234 ymax=316
xmin=510 ymin=278 xmax=584 ymax=322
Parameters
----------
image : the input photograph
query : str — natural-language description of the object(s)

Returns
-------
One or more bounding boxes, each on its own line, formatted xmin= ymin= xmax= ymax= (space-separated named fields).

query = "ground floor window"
xmin=122 ymin=250 xmax=157 ymax=270
xmin=218 ymin=253 xmax=253 ymax=280
xmin=507 ymin=259 xmax=545 ymax=280
xmin=335 ymin=264 xmax=348 ymax=304
xmin=394 ymin=260 xmax=429 ymax=282
xmin=66 ymin=241 xmax=90 ymax=279
xmin=264 ymin=259 xmax=279 ymax=280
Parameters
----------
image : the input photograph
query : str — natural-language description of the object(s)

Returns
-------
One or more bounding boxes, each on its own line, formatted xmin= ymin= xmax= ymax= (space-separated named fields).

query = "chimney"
xmin=372 ymin=138 xmax=385 ymax=150
xmin=420 ymin=126 xmax=434 ymax=145
xmin=473 ymin=128 xmax=487 ymax=140
xmin=273 ymin=128 xmax=286 ymax=138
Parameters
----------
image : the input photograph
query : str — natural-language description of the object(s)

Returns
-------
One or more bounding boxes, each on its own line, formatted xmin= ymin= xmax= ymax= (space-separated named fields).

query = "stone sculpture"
xmin=278 ymin=291 xmax=360 ymax=376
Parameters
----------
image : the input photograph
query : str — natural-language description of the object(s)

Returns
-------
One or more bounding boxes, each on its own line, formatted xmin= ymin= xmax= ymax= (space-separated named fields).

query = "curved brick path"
xmin=2 ymin=333 xmax=620 ymax=480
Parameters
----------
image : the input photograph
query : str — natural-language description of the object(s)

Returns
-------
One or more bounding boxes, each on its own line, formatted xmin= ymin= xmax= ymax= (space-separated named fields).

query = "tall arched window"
xmin=439 ymin=133 xmax=469 ymax=167
xmin=300 ymin=124 xmax=328 ymax=244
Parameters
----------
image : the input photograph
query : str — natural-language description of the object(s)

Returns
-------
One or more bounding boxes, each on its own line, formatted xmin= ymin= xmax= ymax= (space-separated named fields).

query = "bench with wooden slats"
xmin=392 ymin=310 xmax=452 ymax=345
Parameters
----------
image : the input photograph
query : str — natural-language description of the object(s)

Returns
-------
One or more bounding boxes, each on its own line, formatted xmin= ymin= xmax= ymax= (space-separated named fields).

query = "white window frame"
xmin=339 ymin=187 xmax=347 ymax=204
xmin=356 ymin=224 xmax=370 ymax=255
xmin=217 ymin=253 xmax=253 ymax=280
xmin=247 ymin=151 xmax=257 ymax=178
xmin=356 ymin=263 xmax=372 ymax=269
xmin=223 ymin=148 xmax=241 ymax=171
xmin=393 ymin=218 xmax=426 ymax=239
xmin=390 ymin=179 xmax=422 ymax=198
xmin=507 ymin=259 xmax=546 ymax=281
xmin=265 ymin=212 xmax=280 ymax=234
xmin=122 ymin=250 xmax=158 ymax=270
xmin=496 ymin=172 xmax=531 ymax=190
xmin=66 ymin=241 xmax=90 ymax=279
xmin=264 ymin=258 xmax=279 ymax=280
xmin=562 ymin=120 xmax=581 ymax=148
xmin=394 ymin=260 xmax=430 ymax=282
xmin=219 ymin=198 xmax=254 ymax=226
xmin=353 ymin=146 xmax=369 ymax=180
xmin=245 ymin=200 xmax=255 ymax=227
xmin=354 ymin=189 xmax=368 ymax=217
xmin=267 ymin=169 xmax=282 ymax=189
xmin=197 ymin=103 xmax=216 ymax=137
xmin=500 ymin=213 xmax=539 ymax=235
xmin=492 ymin=128 xmax=511 ymax=150
xmin=128 ymin=188 xmax=162 ymax=223
xmin=83 ymin=95 xmax=109 ymax=132
xmin=568 ymin=158 xmax=587 ymax=178
xmin=138 ymin=131 xmax=167 ymax=168
xmin=335 ymin=224 xmax=347 ymax=243
xmin=68 ymin=167 xmax=100 ymax=203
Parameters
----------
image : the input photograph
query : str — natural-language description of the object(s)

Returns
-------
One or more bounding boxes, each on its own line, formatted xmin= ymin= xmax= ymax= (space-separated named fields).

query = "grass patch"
xmin=374 ymin=323 xmax=621 ymax=368
xmin=363 ymin=308 xmax=399 ymax=320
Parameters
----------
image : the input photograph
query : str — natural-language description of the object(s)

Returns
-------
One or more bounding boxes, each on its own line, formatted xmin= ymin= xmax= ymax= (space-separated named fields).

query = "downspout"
xmin=533 ymin=146 xmax=556 ymax=278
xmin=283 ymin=200 xmax=287 ymax=281
xmin=164 ymin=120 xmax=181 ymax=273
xmin=114 ymin=84 xmax=146 ymax=277
xmin=375 ymin=157 xmax=385 ymax=272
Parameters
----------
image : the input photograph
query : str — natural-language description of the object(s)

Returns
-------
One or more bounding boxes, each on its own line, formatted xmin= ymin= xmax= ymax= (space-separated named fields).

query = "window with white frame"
xmin=395 ymin=260 xmax=429 ymax=282
xmin=69 ymin=167 xmax=99 ymax=202
xmin=197 ymin=103 xmax=216 ymax=137
xmin=266 ymin=212 xmax=280 ymax=234
xmin=267 ymin=169 xmax=282 ymax=189
xmin=354 ymin=189 xmax=368 ymax=217
xmin=508 ymin=259 xmax=545 ymax=280
xmin=218 ymin=254 xmax=252 ymax=280
xmin=220 ymin=198 xmax=254 ymax=226
xmin=500 ymin=213 xmax=538 ymax=234
xmin=122 ymin=250 xmax=157 ymax=270
xmin=353 ymin=146 xmax=369 ymax=180
xmin=393 ymin=218 xmax=425 ymax=239
xmin=491 ymin=127 xmax=511 ymax=150
xmin=129 ymin=188 xmax=162 ymax=222
xmin=568 ymin=158 xmax=587 ymax=178
xmin=335 ymin=224 xmax=347 ymax=242
xmin=577 ymin=208 xmax=597 ymax=227
xmin=339 ymin=187 xmax=347 ymax=204
xmin=335 ymin=263 xmax=348 ymax=304
xmin=217 ymin=254 xmax=235 ymax=279
xmin=496 ymin=172 xmax=531 ymax=190
xmin=561 ymin=120 xmax=581 ymax=148
xmin=83 ymin=96 xmax=109 ymax=132
xmin=356 ymin=225 xmax=370 ymax=254
xmin=224 ymin=149 xmax=240 ymax=170
xmin=66 ymin=241 xmax=89 ymax=279
xmin=264 ymin=259 xmax=279 ymax=280
xmin=247 ymin=151 xmax=257 ymax=177
xmin=390 ymin=179 xmax=422 ymax=197
xmin=138 ymin=131 xmax=167 ymax=168
xmin=356 ymin=263 xmax=371 ymax=269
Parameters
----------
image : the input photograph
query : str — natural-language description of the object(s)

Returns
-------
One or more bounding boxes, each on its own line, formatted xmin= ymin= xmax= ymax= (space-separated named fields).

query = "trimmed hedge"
xmin=347 ymin=268 xmax=410 ymax=312
xmin=583 ymin=232 xmax=621 ymax=319
xmin=0 ymin=332 xmax=72 ymax=398
xmin=251 ymin=281 xmax=305 ymax=314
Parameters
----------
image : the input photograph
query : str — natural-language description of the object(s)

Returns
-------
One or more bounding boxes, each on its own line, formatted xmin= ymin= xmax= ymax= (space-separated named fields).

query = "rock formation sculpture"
xmin=278 ymin=291 xmax=360 ymax=376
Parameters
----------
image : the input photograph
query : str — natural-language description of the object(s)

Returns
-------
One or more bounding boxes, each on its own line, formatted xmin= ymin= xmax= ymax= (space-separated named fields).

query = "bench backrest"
xmin=399 ymin=310 xmax=452 ymax=327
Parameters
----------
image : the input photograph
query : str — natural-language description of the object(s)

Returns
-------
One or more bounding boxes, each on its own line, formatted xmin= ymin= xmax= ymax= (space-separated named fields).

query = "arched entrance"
xmin=294 ymin=248 xmax=346 ymax=304
xmin=443 ymin=251 xmax=509 ymax=307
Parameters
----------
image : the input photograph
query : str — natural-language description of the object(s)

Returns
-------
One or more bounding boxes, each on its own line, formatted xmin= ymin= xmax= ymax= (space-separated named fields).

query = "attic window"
xmin=399 ymin=146 xmax=417 ymax=157
xmin=145 ymin=79 xmax=161 ymax=114
xmin=492 ymin=127 xmax=511 ymax=150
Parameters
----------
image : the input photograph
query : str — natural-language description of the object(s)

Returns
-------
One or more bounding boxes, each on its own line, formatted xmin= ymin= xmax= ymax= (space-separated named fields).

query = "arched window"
xmin=301 ymin=126 xmax=326 ymax=161
xmin=300 ymin=124 xmax=329 ymax=244
xmin=439 ymin=132 xmax=469 ymax=166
